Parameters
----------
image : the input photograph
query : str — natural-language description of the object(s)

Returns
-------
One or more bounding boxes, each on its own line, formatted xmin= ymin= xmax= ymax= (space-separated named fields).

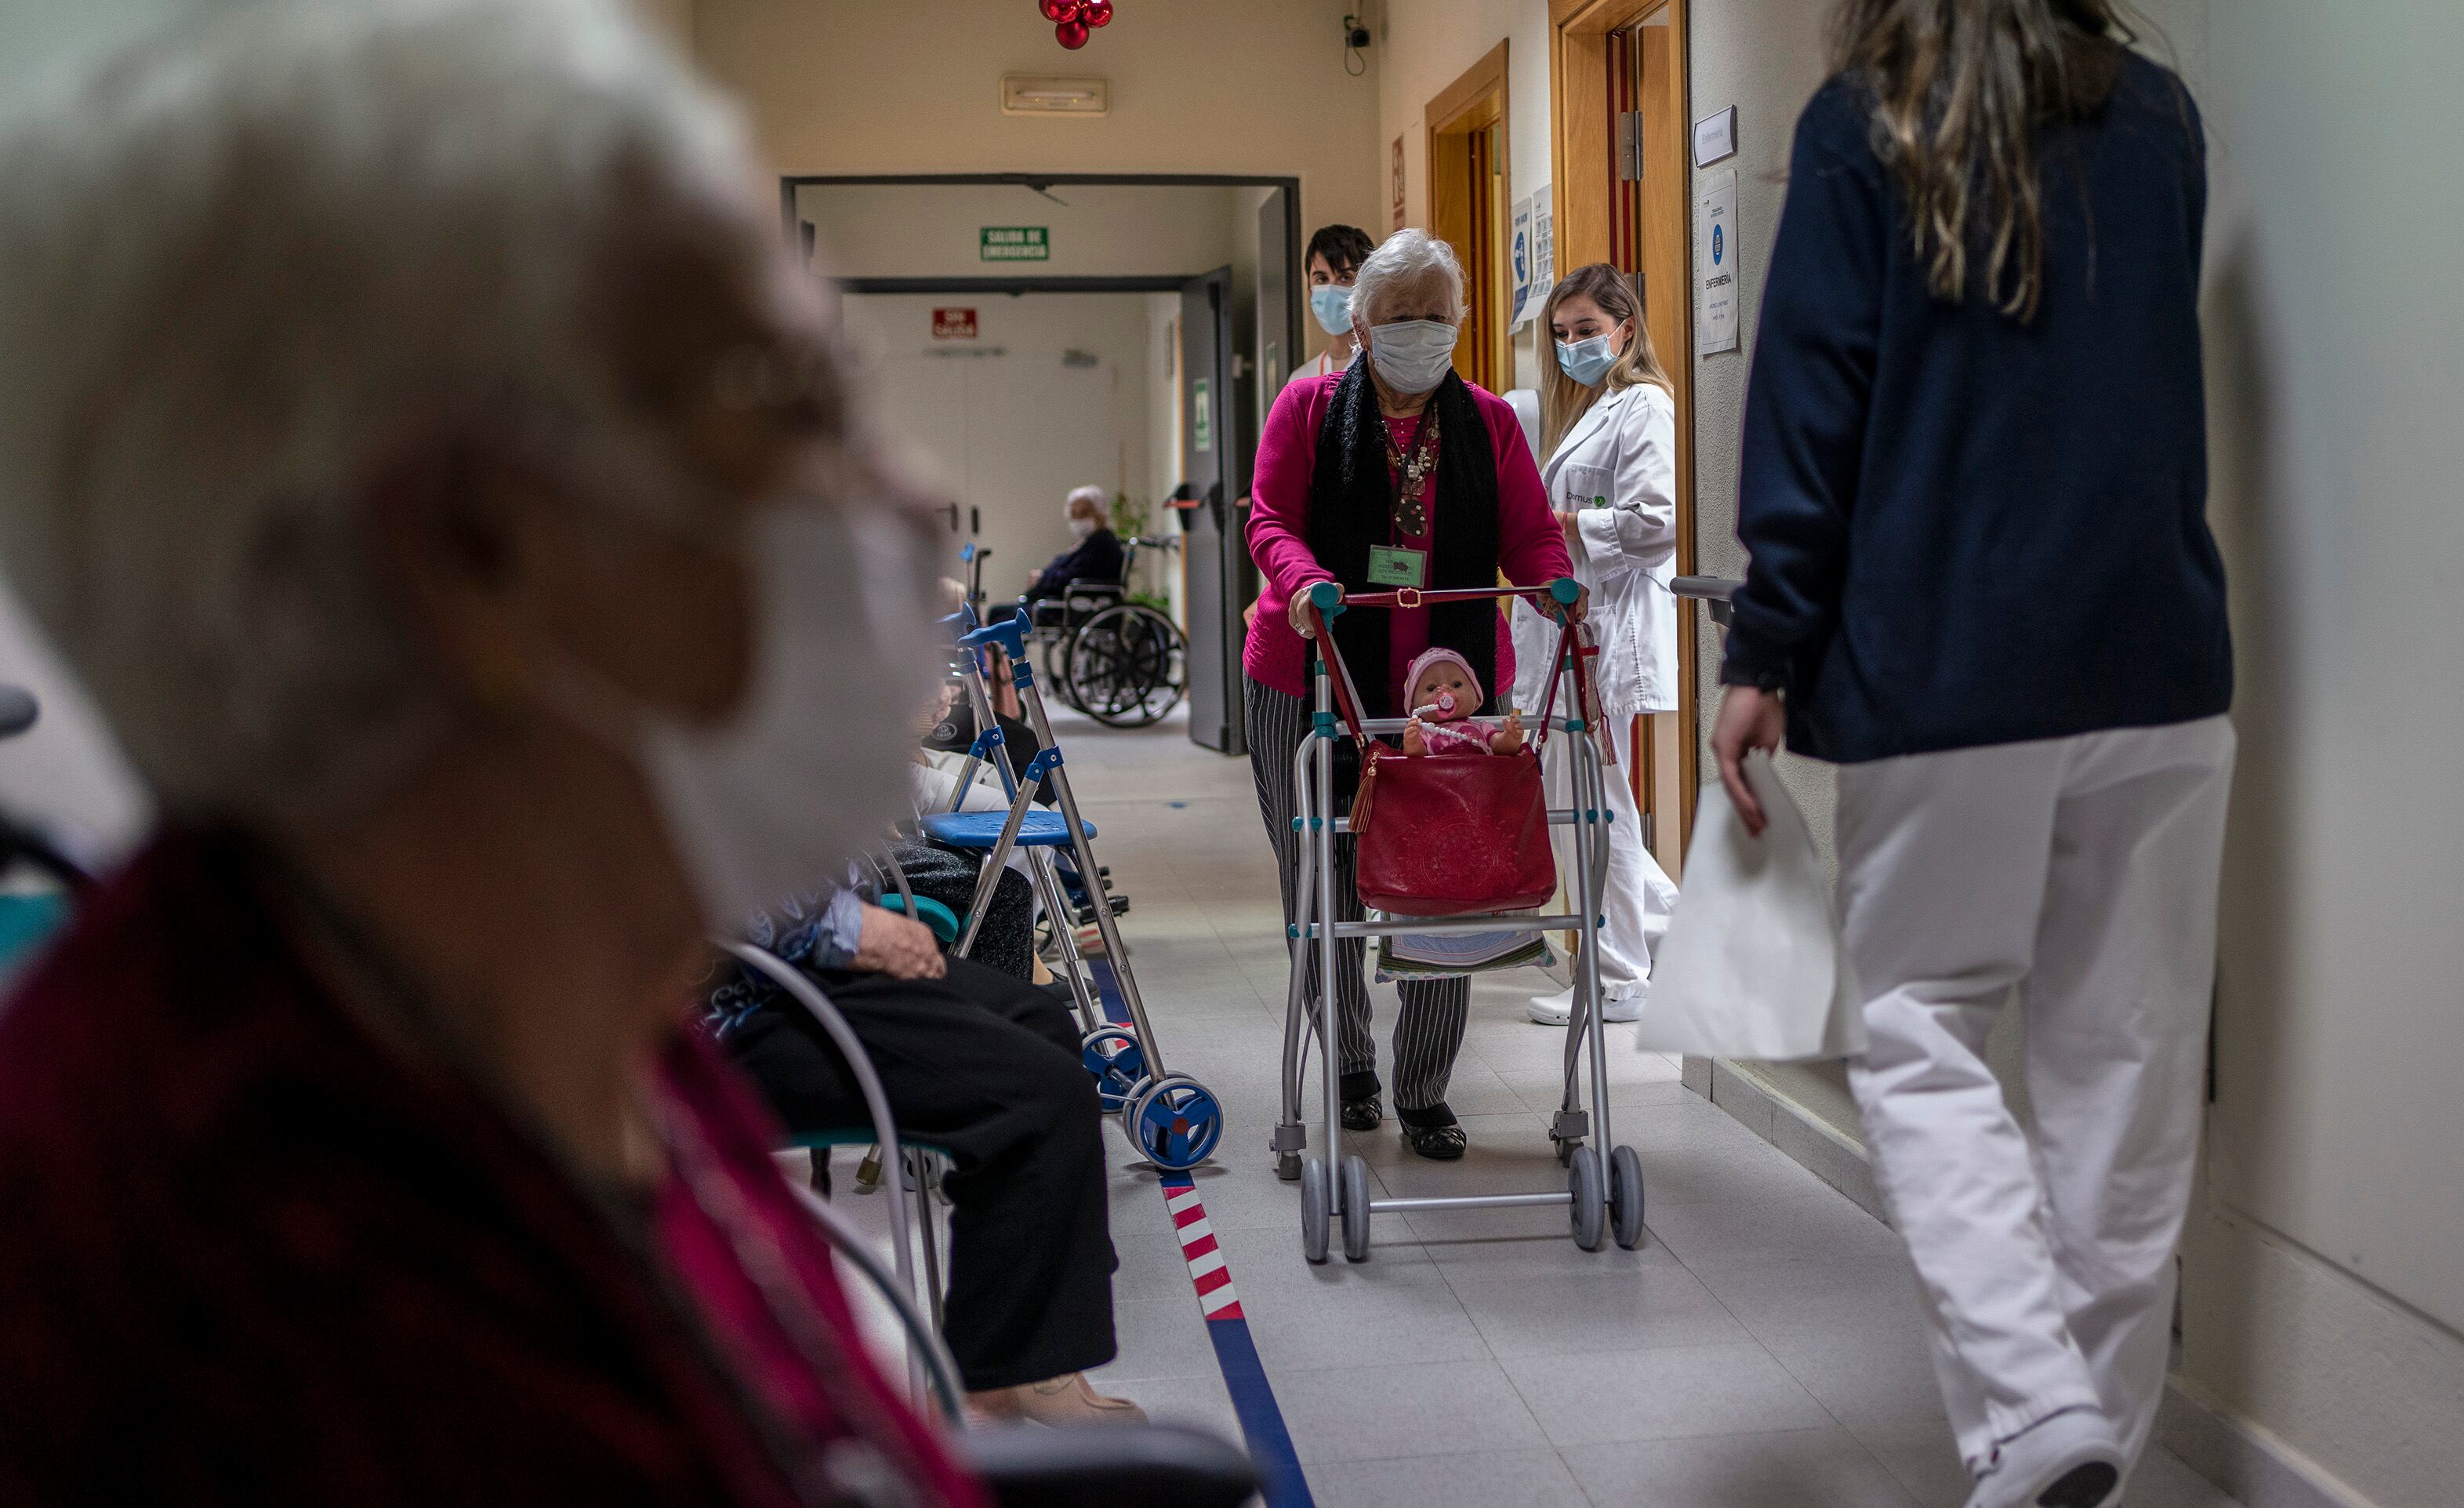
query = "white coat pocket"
xmin=1631 ymin=751 xmax=1866 ymax=1062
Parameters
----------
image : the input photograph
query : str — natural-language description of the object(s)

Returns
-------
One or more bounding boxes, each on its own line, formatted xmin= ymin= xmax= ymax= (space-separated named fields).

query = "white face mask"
xmin=542 ymin=503 xmax=940 ymax=931
xmin=1364 ymin=318 xmax=1459 ymax=394
xmin=1067 ymin=514 xmax=1096 ymax=539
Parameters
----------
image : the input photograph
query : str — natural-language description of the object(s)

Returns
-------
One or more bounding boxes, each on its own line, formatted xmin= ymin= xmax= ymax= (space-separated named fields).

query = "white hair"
xmin=0 ymin=0 xmax=768 ymax=822
xmin=1348 ymin=228 xmax=1466 ymax=327
xmin=1065 ymin=485 xmax=1108 ymax=515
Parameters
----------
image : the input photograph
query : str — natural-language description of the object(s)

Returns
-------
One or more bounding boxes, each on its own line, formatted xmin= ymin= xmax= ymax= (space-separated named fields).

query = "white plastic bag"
xmin=1631 ymin=751 xmax=1866 ymax=1062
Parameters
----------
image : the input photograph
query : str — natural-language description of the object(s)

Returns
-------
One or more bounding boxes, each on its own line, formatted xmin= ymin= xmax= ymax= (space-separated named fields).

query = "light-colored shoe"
xmin=1526 ymin=987 xmax=1646 ymax=1026
xmin=968 ymin=1373 xmax=1148 ymax=1428
xmin=1964 ymin=1408 xmax=2123 ymax=1508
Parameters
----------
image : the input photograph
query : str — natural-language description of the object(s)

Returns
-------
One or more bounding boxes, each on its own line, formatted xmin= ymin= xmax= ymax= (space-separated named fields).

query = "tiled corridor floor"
xmin=876 ymin=707 xmax=2248 ymax=1508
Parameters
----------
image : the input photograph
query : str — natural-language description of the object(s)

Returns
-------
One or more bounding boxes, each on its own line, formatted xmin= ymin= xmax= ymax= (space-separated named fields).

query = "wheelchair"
xmin=1017 ymin=536 xmax=1187 ymax=729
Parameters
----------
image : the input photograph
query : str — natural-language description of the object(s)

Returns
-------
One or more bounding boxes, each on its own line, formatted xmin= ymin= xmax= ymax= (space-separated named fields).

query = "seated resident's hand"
xmin=1025 ymin=569 xmax=1043 ymax=588
xmin=1287 ymin=582 xmax=1341 ymax=638
xmin=854 ymin=905 xmax=946 ymax=981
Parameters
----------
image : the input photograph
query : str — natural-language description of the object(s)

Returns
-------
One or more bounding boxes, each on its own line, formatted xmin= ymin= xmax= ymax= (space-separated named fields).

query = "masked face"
xmin=1551 ymin=295 xmax=1630 ymax=389
xmin=1364 ymin=318 xmax=1460 ymax=394
xmin=534 ymin=499 xmax=939 ymax=930
xmin=1066 ymin=511 xmax=1096 ymax=539
xmin=1309 ymin=282 xmax=1354 ymax=336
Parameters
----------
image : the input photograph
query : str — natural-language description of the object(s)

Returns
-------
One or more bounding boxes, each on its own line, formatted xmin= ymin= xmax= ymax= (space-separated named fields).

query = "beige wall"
xmin=692 ymin=0 xmax=1383 ymax=238
xmin=2182 ymin=2 xmax=2463 ymax=1503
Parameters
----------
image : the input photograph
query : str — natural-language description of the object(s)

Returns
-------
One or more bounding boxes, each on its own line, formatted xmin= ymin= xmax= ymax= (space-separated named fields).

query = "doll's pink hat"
xmin=1403 ymin=646 xmax=1481 ymax=709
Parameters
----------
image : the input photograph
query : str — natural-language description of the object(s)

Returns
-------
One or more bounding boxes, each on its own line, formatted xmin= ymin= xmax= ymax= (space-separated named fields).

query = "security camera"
xmin=1343 ymin=14 xmax=1371 ymax=50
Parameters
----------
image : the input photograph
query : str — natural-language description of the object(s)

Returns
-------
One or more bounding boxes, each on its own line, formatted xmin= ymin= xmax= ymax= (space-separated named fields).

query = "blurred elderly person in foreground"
xmin=0 ymin=2 xmax=978 ymax=1502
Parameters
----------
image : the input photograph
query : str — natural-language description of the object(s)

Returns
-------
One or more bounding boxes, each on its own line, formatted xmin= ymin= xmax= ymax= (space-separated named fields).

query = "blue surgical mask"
xmin=1309 ymin=283 xmax=1354 ymax=336
xmin=1366 ymin=319 xmax=1460 ymax=394
xmin=1556 ymin=335 xmax=1617 ymax=387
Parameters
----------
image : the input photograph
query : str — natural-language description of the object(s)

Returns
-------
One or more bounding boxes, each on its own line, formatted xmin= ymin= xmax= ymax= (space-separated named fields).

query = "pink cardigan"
xmin=1242 ymin=372 xmax=1569 ymax=707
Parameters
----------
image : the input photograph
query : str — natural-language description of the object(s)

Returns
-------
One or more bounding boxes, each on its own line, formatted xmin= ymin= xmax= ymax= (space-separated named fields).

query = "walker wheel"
xmin=1339 ymin=1154 xmax=1374 ymax=1263
xmin=1569 ymin=1145 xmax=1606 ymax=1252
xmin=1125 ymin=1074 xmax=1224 ymax=1172
xmin=1609 ymin=1144 xmax=1647 ymax=1251
xmin=1080 ymin=1026 xmax=1146 ymax=1112
xmin=1301 ymin=1157 xmax=1330 ymax=1263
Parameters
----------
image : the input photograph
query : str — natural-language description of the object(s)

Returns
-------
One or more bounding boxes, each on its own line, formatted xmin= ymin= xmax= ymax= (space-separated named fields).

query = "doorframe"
xmin=1547 ymin=0 xmax=1699 ymax=874
xmin=778 ymin=172 xmax=1305 ymax=384
xmin=1424 ymin=41 xmax=1514 ymax=392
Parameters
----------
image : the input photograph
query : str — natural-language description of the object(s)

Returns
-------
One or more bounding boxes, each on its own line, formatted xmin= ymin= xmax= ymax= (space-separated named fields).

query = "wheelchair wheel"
xmin=1066 ymin=603 xmax=1185 ymax=727
xmin=1041 ymin=625 xmax=1089 ymax=714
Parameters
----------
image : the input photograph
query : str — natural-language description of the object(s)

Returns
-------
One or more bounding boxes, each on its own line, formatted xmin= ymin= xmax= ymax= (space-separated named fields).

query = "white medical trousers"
xmin=1544 ymin=714 xmax=1679 ymax=1005
xmin=1835 ymin=716 xmax=2234 ymax=1478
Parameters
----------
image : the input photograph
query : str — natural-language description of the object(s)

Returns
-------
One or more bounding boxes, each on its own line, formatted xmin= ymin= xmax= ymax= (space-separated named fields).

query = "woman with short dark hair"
xmin=1712 ymin=4 xmax=2231 ymax=1505
xmin=1290 ymin=223 xmax=1376 ymax=383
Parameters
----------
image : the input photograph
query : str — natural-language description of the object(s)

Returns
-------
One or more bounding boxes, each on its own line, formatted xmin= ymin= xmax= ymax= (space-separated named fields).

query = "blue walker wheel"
xmin=1080 ymin=1026 xmax=1147 ymax=1112
xmin=1125 ymin=1074 xmax=1224 ymax=1172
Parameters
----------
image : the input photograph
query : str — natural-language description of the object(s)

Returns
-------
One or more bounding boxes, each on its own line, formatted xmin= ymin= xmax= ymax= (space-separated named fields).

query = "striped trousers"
xmin=1245 ymin=678 xmax=1469 ymax=1114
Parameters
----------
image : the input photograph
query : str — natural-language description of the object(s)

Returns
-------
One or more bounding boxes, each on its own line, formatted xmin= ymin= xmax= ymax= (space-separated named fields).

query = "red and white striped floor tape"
xmin=1164 ymin=1179 xmax=1243 ymax=1320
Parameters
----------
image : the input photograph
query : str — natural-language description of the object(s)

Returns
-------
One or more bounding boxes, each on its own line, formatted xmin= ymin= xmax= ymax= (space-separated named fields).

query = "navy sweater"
xmin=1724 ymin=55 xmax=2232 ymax=763
xmin=1025 ymin=526 xmax=1126 ymax=601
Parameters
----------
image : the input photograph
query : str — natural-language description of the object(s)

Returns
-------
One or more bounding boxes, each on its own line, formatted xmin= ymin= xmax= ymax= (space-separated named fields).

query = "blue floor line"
xmin=1098 ymin=960 xmax=1317 ymax=1506
xmin=1161 ymin=1172 xmax=1317 ymax=1508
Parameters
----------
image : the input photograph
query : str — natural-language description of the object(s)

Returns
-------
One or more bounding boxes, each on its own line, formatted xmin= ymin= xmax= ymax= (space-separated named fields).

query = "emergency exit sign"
xmin=979 ymin=226 xmax=1050 ymax=262
xmin=932 ymin=307 xmax=978 ymax=339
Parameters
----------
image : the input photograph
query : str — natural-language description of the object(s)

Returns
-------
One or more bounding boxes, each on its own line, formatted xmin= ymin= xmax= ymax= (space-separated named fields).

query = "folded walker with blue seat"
xmin=925 ymin=610 xmax=1224 ymax=1173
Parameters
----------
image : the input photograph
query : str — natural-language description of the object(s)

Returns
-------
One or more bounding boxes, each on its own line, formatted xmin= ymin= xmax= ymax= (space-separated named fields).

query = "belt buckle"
xmin=1395 ymin=586 xmax=1422 ymax=609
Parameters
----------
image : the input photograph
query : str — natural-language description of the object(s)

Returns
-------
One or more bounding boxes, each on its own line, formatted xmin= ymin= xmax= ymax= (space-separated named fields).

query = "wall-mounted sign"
xmin=1532 ymin=184 xmax=1555 ymax=314
xmin=1693 ymin=105 xmax=1738 ymax=168
xmin=1000 ymin=74 xmax=1108 ymax=116
xmin=1695 ymin=167 xmax=1740 ymax=355
xmin=1192 ymin=378 xmax=1214 ymax=452
xmin=1391 ymin=135 xmax=1406 ymax=231
xmin=931 ymin=307 xmax=978 ymax=340
xmin=1509 ymin=194 xmax=1536 ymax=329
xmin=980 ymin=226 xmax=1050 ymax=262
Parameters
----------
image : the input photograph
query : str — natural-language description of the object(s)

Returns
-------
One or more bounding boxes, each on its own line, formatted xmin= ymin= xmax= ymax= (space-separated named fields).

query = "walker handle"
xmin=960 ymin=618 xmax=1029 ymax=657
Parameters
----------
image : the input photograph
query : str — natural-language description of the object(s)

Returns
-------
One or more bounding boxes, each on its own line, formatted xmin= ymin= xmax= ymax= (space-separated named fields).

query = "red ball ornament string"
xmin=1055 ymin=16 xmax=1090 ymax=47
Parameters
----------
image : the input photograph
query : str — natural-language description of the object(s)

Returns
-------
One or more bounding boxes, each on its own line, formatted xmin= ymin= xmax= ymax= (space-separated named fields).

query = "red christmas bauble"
xmin=1083 ymin=0 xmax=1113 ymax=26
xmin=1056 ymin=17 xmax=1090 ymax=47
xmin=1038 ymin=0 xmax=1078 ymax=22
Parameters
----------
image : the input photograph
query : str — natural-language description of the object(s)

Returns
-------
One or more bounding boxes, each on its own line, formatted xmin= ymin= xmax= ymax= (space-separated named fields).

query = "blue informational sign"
xmin=1713 ymin=223 xmax=1725 ymax=264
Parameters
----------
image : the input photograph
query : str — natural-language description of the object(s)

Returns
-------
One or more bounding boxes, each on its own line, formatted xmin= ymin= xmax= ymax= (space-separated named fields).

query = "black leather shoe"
xmin=1397 ymin=1104 xmax=1466 ymax=1161
xmin=1341 ymin=1093 xmax=1383 ymax=1132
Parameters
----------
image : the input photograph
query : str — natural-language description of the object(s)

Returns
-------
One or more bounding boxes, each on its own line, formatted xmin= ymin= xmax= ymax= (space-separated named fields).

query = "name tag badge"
xmin=1366 ymin=545 xmax=1429 ymax=588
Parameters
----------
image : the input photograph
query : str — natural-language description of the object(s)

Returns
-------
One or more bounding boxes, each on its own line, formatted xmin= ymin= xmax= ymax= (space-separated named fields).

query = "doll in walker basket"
xmin=1399 ymin=648 xmax=1525 ymax=758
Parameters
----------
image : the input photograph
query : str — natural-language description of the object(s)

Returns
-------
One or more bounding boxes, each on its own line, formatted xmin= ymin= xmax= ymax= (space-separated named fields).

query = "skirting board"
xmin=1679 ymin=1056 xmax=2364 ymax=1508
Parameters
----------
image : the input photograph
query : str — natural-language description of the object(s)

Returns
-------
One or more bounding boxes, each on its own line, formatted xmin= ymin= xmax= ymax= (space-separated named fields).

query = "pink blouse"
xmin=1243 ymin=372 xmax=1569 ymax=709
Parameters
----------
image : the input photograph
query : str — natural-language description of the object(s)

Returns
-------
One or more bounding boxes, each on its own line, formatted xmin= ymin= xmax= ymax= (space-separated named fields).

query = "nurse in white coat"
xmin=1510 ymin=263 xmax=1682 ymax=1025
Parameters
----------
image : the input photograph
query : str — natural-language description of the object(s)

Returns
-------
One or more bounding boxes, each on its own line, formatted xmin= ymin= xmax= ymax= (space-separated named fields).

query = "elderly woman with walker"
xmin=1509 ymin=263 xmax=1685 ymax=1027
xmin=1714 ymin=4 xmax=2234 ymax=1506
xmin=1243 ymin=228 xmax=1578 ymax=1162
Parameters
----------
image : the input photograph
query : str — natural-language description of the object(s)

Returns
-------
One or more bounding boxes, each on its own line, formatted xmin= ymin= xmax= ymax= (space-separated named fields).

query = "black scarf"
xmin=1305 ymin=363 xmax=1501 ymax=717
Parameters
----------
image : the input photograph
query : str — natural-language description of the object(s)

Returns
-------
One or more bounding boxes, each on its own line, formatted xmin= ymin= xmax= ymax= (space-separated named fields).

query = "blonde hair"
xmin=1535 ymin=263 xmax=1672 ymax=457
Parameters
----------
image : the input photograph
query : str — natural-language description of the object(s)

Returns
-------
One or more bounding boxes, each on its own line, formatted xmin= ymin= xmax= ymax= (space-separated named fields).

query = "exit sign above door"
xmin=979 ymin=226 xmax=1050 ymax=262
xmin=932 ymin=307 xmax=978 ymax=339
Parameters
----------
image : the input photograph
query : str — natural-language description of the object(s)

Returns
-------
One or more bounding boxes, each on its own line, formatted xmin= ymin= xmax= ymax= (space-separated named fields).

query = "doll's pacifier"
xmin=1433 ymin=691 xmax=1457 ymax=714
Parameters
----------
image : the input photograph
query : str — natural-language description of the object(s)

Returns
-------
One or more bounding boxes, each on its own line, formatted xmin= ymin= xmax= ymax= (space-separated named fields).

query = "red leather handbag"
xmin=1317 ymin=594 xmax=1587 ymax=918
xmin=1351 ymin=741 xmax=1556 ymax=917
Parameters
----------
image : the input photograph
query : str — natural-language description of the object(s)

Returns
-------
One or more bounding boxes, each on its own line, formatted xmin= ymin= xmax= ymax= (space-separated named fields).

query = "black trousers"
xmin=723 ymin=957 xmax=1116 ymax=1391
xmin=1245 ymin=678 xmax=1470 ymax=1114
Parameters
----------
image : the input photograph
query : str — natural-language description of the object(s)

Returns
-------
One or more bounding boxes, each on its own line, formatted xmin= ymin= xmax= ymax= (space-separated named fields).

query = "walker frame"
xmin=1273 ymin=577 xmax=1647 ymax=1261
xmin=931 ymin=609 xmax=1225 ymax=1172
